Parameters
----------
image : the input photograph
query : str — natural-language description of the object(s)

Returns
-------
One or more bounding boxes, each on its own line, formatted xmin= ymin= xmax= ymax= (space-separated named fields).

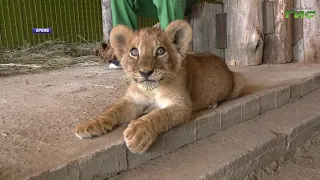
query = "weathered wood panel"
xmin=293 ymin=39 xmax=305 ymax=62
xmin=292 ymin=0 xmax=304 ymax=62
xmin=209 ymin=4 xmax=225 ymax=59
xmin=301 ymin=0 xmax=320 ymax=63
xmin=263 ymin=1 xmax=275 ymax=34
xmin=102 ymin=0 xmax=113 ymax=42
xmin=292 ymin=0 xmax=303 ymax=45
xmin=263 ymin=0 xmax=293 ymax=64
xmin=191 ymin=3 xmax=210 ymax=53
xmin=224 ymin=0 xmax=235 ymax=65
xmin=224 ymin=0 xmax=264 ymax=66
xmin=215 ymin=13 xmax=227 ymax=49
xmin=190 ymin=3 xmax=225 ymax=59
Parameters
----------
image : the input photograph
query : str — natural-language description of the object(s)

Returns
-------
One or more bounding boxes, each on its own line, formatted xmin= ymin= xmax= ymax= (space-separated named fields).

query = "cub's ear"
xmin=110 ymin=25 xmax=134 ymax=60
xmin=165 ymin=20 xmax=192 ymax=55
xmin=101 ymin=42 xmax=108 ymax=50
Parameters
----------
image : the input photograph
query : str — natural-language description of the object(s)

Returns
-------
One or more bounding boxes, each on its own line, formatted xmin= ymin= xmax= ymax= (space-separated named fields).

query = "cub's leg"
xmin=124 ymin=99 xmax=192 ymax=153
xmin=75 ymin=97 xmax=143 ymax=139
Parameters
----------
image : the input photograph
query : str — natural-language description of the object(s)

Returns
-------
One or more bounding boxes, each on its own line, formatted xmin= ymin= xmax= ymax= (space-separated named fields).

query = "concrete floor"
xmin=260 ymin=134 xmax=320 ymax=180
xmin=1 ymin=63 xmax=320 ymax=179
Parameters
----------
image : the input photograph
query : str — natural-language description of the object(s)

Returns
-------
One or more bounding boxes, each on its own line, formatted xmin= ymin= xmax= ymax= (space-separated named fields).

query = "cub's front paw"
xmin=124 ymin=120 xmax=157 ymax=154
xmin=74 ymin=119 xmax=113 ymax=139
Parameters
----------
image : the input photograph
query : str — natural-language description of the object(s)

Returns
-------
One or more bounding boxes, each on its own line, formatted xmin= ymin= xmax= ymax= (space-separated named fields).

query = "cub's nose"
xmin=139 ymin=69 xmax=154 ymax=78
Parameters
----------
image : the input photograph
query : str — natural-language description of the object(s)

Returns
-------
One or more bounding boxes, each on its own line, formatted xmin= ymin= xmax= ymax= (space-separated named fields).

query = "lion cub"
xmin=75 ymin=20 xmax=246 ymax=153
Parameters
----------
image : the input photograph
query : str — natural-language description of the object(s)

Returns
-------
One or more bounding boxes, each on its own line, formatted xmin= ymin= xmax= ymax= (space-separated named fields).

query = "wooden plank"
xmin=208 ymin=4 xmax=218 ymax=54
xmin=301 ymin=0 xmax=320 ymax=63
xmin=224 ymin=0 xmax=264 ymax=66
xmin=292 ymin=17 xmax=303 ymax=45
xmin=102 ymin=0 xmax=112 ymax=42
xmin=215 ymin=13 xmax=227 ymax=49
xmin=208 ymin=4 xmax=225 ymax=59
xmin=263 ymin=1 xmax=275 ymax=34
xmin=292 ymin=0 xmax=303 ymax=45
xmin=214 ymin=12 xmax=226 ymax=60
xmin=224 ymin=0 xmax=235 ymax=65
xmin=292 ymin=0 xmax=304 ymax=62
xmin=263 ymin=0 xmax=293 ymax=64
xmin=190 ymin=3 xmax=210 ymax=53
xmin=293 ymin=38 xmax=304 ymax=62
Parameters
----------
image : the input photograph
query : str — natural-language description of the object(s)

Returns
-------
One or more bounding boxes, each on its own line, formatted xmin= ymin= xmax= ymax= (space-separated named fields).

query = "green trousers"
xmin=111 ymin=0 xmax=198 ymax=30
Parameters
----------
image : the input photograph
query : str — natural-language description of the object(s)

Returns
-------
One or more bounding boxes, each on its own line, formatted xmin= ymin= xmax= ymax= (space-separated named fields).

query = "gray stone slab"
xmin=163 ymin=121 xmax=196 ymax=154
xmin=290 ymin=81 xmax=302 ymax=99
xmin=127 ymin=137 xmax=163 ymax=169
xmin=78 ymin=143 xmax=127 ymax=180
xmin=276 ymin=86 xmax=290 ymax=108
xmin=217 ymin=101 xmax=242 ymax=130
xmin=301 ymin=78 xmax=313 ymax=96
xmin=194 ymin=110 xmax=221 ymax=140
xmin=253 ymin=89 xmax=277 ymax=114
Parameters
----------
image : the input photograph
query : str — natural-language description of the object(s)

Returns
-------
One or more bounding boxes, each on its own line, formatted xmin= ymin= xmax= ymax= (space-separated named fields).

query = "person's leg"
xmin=110 ymin=0 xmax=198 ymax=33
xmin=134 ymin=0 xmax=159 ymax=20
xmin=105 ymin=0 xmax=139 ymax=69
xmin=152 ymin=0 xmax=198 ymax=29
xmin=110 ymin=0 xmax=139 ymax=30
xmin=151 ymin=0 xmax=184 ymax=29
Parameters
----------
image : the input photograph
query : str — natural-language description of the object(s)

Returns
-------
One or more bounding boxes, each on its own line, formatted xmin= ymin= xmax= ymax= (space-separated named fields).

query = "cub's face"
xmin=110 ymin=20 xmax=192 ymax=91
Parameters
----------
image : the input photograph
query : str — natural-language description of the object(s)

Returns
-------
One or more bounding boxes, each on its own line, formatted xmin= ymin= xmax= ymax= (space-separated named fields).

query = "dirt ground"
xmin=1 ymin=62 xmax=320 ymax=179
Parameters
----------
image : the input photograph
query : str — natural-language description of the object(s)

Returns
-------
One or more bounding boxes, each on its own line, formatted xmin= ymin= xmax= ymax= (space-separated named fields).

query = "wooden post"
xmin=292 ymin=0 xmax=304 ymax=62
xmin=209 ymin=4 xmax=225 ymax=60
xmin=190 ymin=3 xmax=210 ymax=53
xmin=292 ymin=0 xmax=320 ymax=63
xmin=224 ymin=0 xmax=264 ymax=66
xmin=101 ymin=0 xmax=113 ymax=42
xmin=301 ymin=0 xmax=320 ymax=63
xmin=263 ymin=0 xmax=293 ymax=64
xmin=190 ymin=3 xmax=225 ymax=59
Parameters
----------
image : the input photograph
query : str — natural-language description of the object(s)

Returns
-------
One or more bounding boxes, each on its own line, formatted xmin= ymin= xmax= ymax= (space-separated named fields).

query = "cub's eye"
xmin=130 ymin=48 xmax=139 ymax=57
xmin=156 ymin=47 xmax=166 ymax=56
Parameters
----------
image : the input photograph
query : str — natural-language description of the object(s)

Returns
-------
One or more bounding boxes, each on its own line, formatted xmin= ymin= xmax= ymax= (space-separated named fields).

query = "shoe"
xmin=108 ymin=59 xmax=122 ymax=69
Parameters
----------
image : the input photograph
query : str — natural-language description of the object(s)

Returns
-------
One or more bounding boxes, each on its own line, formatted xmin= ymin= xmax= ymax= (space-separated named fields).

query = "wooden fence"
xmin=0 ymin=0 xmax=103 ymax=49
xmin=190 ymin=0 xmax=319 ymax=66
xmin=0 ymin=0 xmax=221 ymax=50
xmin=102 ymin=0 xmax=319 ymax=66
xmin=2 ymin=0 xmax=317 ymax=65
xmin=101 ymin=0 xmax=223 ymax=43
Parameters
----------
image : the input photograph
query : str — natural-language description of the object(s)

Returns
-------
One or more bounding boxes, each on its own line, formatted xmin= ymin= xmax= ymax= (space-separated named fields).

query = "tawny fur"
xmin=74 ymin=20 xmax=246 ymax=154
xmin=95 ymin=40 xmax=117 ymax=62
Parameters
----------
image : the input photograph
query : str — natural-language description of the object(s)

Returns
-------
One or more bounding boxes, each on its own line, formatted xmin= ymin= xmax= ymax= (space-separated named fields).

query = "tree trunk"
xmin=101 ymin=0 xmax=113 ymax=42
xmin=263 ymin=0 xmax=293 ymax=64
xmin=302 ymin=0 xmax=320 ymax=63
xmin=292 ymin=0 xmax=304 ymax=62
xmin=224 ymin=0 xmax=264 ymax=66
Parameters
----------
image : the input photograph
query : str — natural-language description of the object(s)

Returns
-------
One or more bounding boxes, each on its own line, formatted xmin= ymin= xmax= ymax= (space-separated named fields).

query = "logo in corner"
xmin=285 ymin=6 xmax=317 ymax=19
